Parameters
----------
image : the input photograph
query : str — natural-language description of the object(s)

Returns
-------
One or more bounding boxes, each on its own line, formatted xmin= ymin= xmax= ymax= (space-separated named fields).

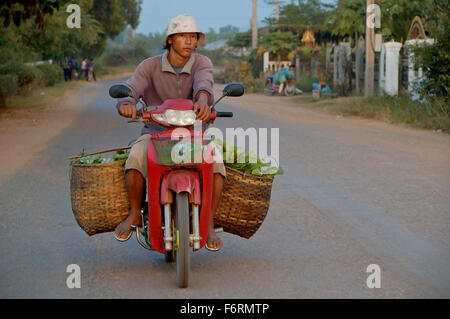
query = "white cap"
xmin=163 ymin=15 xmax=205 ymax=47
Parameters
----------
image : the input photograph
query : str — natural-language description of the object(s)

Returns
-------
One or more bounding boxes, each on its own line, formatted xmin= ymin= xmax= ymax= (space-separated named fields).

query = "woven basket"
xmin=70 ymin=161 xmax=130 ymax=236
xmin=214 ymin=166 xmax=274 ymax=239
xmin=70 ymin=156 xmax=274 ymax=238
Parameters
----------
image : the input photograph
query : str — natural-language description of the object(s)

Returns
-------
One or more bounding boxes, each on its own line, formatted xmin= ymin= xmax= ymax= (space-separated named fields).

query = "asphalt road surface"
xmin=0 ymin=76 xmax=449 ymax=298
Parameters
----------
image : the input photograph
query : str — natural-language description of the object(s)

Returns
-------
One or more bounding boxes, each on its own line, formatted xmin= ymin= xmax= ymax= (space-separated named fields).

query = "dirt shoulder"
xmin=0 ymin=72 xmax=132 ymax=182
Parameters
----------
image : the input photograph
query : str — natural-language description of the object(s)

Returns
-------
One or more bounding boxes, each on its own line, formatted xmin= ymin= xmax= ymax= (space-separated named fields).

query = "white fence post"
xmin=383 ymin=41 xmax=402 ymax=96
xmin=263 ymin=52 xmax=269 ymax=73
xmin=378 ymin=43 xmax=386 ymax=95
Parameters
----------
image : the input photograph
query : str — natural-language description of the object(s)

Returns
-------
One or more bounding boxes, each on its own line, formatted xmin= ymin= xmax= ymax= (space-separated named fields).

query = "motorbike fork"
xmin=137 ymin=198 xmax=208 ymax=252
xmin=191 ymin=204 xmax=200 ymax=250
xmin=163 ymin=204 xmax=173 ymax=251
xmin=163 ymin=201 xmax=201 ymax=251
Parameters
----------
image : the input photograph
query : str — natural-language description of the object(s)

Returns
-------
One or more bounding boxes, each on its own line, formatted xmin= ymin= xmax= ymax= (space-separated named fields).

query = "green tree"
xmin=121 ymin=0 xmax=142 ymax=29
xmin=204 ymin=27 xmax=220 ymax=44
xmin=327 ymin=0 xmax=430 ymax=42
xmin=379 ymin=0 xmax=428 ymax=42
xmin=0 ymin=0 xmax=142 ymax=63
xmin=89 ymin=0 xmax=126 ymax=39
xmin=264 ymin=0 xmax=334 ymax=32
xmin=219 ymin=25 xmax=240 ymax=37
xmin=261 ymin=31 xmax=298 ymax=62
xmin=326 ymin=0 xmax=365 ymax=39
xmin=0 ymin=0 xmax=67 ymax=29
xmin=412 ymin=0 xmax=449 ymax=100
xmin=228 ymin=31 xmax=251 ymax=48
xmin=121 ymin=0 xmax=142 ymax=41
xmin=22 ymin=0 xmax=103 ymax=59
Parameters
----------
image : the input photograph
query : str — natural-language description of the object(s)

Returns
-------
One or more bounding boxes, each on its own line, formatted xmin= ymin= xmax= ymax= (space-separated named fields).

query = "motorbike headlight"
xmin=152 ymin=110 xmax=196 ymax=126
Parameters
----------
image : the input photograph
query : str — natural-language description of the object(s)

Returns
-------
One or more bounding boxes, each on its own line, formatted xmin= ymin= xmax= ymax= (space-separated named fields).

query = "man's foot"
xmin=114 ymin=214 xmax=141 ymax=242
xmin=205 ymin=231 xmax=223 ymax=251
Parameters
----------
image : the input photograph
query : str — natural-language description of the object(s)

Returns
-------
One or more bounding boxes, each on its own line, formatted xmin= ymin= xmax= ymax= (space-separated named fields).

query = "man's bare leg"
xmin=114 ymin=169 xmax=144 ymax=239
xmin=115 ymin=169 xmax=223 ymax=247
xmin=207 ymin=173 xmax=224 ymax=250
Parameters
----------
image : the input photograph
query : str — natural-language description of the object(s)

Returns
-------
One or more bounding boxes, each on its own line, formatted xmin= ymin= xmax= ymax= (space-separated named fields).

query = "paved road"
xmin=0 ymin=77 xmax=449 ymax=298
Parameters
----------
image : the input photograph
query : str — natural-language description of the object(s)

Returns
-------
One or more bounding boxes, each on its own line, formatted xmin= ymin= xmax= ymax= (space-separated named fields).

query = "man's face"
xmin=168 ymin=33 xmax=198 ymax=58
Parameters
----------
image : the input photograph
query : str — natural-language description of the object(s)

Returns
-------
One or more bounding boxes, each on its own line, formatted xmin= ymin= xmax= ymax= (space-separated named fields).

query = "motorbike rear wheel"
xmin=175 ymin=192 xmax=190 ymax=288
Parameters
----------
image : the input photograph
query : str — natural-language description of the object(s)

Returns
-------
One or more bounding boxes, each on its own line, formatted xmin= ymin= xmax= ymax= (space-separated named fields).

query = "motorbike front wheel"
xmin=165 ymin=218 xmax=175 ymax=263
xmin=175 ymin=192 xmax=190 ymax=288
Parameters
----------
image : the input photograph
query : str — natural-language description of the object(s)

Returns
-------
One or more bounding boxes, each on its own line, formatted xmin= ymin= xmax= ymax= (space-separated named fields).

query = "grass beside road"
xmin=1 ymin=64 xmax=135 ymax=111
xmin=291 ymin=94 xmax=450 ymax=133
xmin=4 ymin=80 xmax=82 ymax=110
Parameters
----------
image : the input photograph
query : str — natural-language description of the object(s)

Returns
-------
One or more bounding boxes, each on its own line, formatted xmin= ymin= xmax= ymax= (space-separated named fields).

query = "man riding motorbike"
xmin=113 ymin=15 xmax=225 ymax=251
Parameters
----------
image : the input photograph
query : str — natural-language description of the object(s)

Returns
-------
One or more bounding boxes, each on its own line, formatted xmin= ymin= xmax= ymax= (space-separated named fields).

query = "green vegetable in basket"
xmin=113 ymin=150 xmax=130 ymax=166
xmin=78 ymin=154 xmax=102 ymax=164
xmin=71 ymin=150 xmax=130 ymax=166
xmin=102 ymin=158 xmax=114 ymax=164
xmin=214 ymin=139 xmax=283 ymax=179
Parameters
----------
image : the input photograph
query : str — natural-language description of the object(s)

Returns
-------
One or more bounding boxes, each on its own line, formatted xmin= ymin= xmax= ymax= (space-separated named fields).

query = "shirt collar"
xmin=161 ymin=51 xmax=195 ymax=74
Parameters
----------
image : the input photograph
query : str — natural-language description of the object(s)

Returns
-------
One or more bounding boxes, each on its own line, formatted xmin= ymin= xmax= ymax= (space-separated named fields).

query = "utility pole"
xmin=275 ymin=0 xmax=279 ymax=20
xmin=267 ymin=0 xmax=283 ymax=21
xmin=252 ymin=0 xmax=258 ymax=49
xmin=364 ymin=0 xmax=375 ymax=97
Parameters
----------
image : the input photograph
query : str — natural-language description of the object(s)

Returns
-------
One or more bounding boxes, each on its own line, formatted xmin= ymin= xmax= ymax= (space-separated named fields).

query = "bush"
xmin=412 ymin=0 xmax=449 ymax=100
xmin=0 ymin=87 xmax=5 ymax=108
xmin=36 ymin=64 xmax=63 ymax=86
xmin=214 ymin=63 xmax=239 ymax=84
xmin=0 ymin=62 xmax=42 ymax=94
xmin=102 ymin=48 xmax=130 ymax=66
xmin=0 ymin=74 xmax=18 ymax=108
xmin=105 ymin=53 xmax=128 ymax=66
xmin=241 ymin=75 xmax=266 ymax=93
xmin=0 ymin=74 xmax=19 ymax=96
xmin=296 ymin=76 xmax=319 ymax=92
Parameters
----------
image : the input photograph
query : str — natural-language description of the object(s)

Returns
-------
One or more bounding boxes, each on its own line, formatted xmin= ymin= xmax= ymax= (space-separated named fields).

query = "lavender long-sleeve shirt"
xmin=116 ymin=51 xmax=214 ymax=135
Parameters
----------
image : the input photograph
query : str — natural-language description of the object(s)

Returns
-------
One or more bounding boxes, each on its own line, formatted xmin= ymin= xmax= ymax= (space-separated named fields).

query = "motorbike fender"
xmin=160 ymin=170 xmax=201 ymax=205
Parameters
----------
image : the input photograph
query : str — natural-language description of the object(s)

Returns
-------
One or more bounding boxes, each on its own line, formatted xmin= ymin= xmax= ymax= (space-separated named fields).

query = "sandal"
xmin=114 ymin=222 xmax=137 ymax=242
xmin=205 ymin=235 xmax=223 ymax=252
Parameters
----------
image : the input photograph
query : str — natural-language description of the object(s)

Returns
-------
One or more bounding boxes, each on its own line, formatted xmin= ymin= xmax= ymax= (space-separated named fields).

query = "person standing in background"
xmin=80 ymin=58 xmax=88 ymax=80
xmin=86 ymin=58 xmax=96 ymax=81
xmin=68 ymin=54 xmax=78 ymax=80
xmin=62 ymin=56 xmax=70 ymax=82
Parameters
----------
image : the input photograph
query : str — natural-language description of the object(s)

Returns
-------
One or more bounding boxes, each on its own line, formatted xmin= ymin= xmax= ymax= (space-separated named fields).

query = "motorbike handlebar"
xmin=208 ymin=111 xmax=233 ymax=121
xmin=215 ymin=111 xmax=233 ymax=118
xmin=128 ymin=109 xmax=233 ymax=123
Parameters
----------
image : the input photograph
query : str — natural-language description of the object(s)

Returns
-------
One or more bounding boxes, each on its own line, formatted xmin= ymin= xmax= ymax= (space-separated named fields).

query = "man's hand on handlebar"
xmin=119 ymin=104 xmax=139 ymax=119
xmin=194 ymin=103 xmax=211 ymax=122
xmin=194 ymin=92 xmax=211 ymax=122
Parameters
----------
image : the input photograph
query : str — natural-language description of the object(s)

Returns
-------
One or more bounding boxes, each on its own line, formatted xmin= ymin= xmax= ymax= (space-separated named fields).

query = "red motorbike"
xmin=109 ymin=83 xmax=244 ymax=288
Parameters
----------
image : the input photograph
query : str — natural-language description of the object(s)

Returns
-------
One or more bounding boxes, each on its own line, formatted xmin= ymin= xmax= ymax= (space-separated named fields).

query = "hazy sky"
xmin=136 ymin=0 xmax=290 ymax=35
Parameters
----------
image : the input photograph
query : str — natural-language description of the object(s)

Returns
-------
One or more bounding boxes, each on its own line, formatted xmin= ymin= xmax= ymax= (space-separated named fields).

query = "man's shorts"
xmin=125 ymin=134 xmax=227 ymax=178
